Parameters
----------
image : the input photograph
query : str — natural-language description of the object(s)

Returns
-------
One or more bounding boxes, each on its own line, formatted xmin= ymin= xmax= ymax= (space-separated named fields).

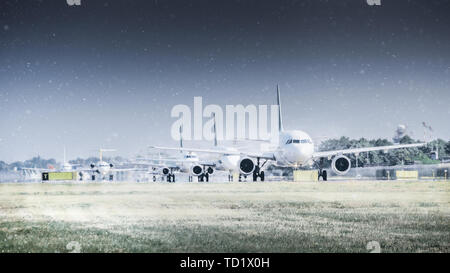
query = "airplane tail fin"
xmin=213 ymin=113 xmax=218 ymax=147
xmin=179 ymin=125 xmax=183 ymax=151
xmin=277 ymin=84 xmax=284 ymax=132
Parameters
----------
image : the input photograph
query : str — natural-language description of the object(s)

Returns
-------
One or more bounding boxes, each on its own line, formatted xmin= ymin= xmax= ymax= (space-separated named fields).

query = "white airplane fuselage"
xmin=62 ymin=163 xmax=73 ymax=171
xmin=97 ymin=161 xmax=112 ymax=175
xmin=274 ymin=130 xmax=315 ymax=167
xmin=214 ymin=147 xmax=241 ymax=172
xmin=215 ymin=130 xmax=314 ymax=171
xmin=178 ymin=153 xmax=200 ymax=173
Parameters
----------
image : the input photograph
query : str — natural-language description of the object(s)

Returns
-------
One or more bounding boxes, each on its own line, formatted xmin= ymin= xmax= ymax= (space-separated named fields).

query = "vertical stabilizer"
xmin=179 ymin=125 xmax=183 ymax=152
xmin=277 ymin=84 xmax=284 ymax=132
xmin=213 ymin=113 xmax=218 ymax=147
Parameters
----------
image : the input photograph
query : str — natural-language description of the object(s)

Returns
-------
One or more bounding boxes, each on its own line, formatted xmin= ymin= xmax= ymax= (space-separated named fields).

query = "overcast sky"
xmin=0 ymin=0 xmax=449 ymax=162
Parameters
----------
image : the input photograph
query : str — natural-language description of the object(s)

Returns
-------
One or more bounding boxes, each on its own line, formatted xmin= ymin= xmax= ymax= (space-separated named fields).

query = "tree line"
xmin=1 ymin=136 xmax=449 ymax=171
xmin=318 ymin=136 xmax=450 ymax=167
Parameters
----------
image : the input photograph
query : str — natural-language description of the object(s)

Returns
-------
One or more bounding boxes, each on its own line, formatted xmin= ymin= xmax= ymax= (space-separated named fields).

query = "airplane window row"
xmin=286 ymin=139 xmax=312 ymax=144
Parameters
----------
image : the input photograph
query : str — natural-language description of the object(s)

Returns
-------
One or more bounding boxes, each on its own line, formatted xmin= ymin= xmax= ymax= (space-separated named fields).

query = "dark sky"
xmin=1 ymin=0 xmax=449 ymax=162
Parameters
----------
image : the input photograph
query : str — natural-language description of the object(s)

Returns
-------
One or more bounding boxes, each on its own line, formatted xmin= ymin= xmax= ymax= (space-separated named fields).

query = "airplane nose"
xmin=291 ymin=145 xmax=311 ymax=164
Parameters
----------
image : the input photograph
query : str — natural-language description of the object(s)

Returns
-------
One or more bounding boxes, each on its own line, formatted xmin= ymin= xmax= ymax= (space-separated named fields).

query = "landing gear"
xmin=188 ymin=176 xmax=193 ymax=182
xmin=318 ymin=169 xmax=327 ymax=181
xmin=322 ymin=170 xmax=327 ymax=181
xmin=315 ymin=158 xmax=328 ymax=181
xmin=252 ymin=158 xmax=267 ymax=182
xmin=153 ymin=176 xmax=156 ymax=182
xmin=109 ymin=174 xmax=114 ymax=181
xmin=167 ymin=174 xmax=175 ymax=183
xmin=228 ymin=173 xmax=233 ymax=182
xmin=198 ymin=173 xmax=209 ymax=182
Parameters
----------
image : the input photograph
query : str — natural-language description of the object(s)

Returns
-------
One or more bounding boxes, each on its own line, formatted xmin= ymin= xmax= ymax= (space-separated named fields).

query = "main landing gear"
xmin=198 ymin=173 xmax=209 ymax=182
xmin=318 ymin=169 xmax=327 ymax=181
xmin=166 ymin=174 xmax=176 ymax=182
xmin=252 ymin=157 xmax=267 ymax=182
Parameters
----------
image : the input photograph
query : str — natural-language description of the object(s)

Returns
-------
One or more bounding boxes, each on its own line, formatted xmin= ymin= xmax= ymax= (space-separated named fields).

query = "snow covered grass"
xmin=0 ymin=181 xmax=449 ymax=252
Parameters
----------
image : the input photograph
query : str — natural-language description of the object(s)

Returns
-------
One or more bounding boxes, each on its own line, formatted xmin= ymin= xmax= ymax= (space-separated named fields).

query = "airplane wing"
xmin=150 ymin=146 xmax=238 ymax=155
xmin=135 ymin=158 xmax=216 ymax=167
xmin=149 ymin=146 xmax=276 ymax=160
xmin=22 ymin=167 xmax=50 ymax=171
xmin=75 ymin=167 xmax=147 ymax=172
xmin=109 ymin=168 xmax=146 ymax=172
xmin=312 ymin=142 xmax=427 ymax=159
xmin=132 ymin=161 xmax=183 ymax=170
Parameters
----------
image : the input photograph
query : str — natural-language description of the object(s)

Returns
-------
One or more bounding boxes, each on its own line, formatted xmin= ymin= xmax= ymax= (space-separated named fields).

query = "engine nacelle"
xmin=162 ymin=167 xmax=170 ymax=175
xmin=331 ymin=155 xmax=351 ymax=175
xmin=190 ymin=165 xmax=203 ymax=176
xmin=206 ymin=166 xmax=214 ymax=175
xmin=238 ymin=157 xmax=255 ymax=175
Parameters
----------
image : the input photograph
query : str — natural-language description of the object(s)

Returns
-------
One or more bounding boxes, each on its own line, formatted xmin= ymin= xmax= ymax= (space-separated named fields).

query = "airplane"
xmin=150 ymin=85 xmax=427 ymax=181
xmin=137 ymin=126 xmax=216 ymax=182
xmin=61 ymin=146 xmax=79 ymax=171
xmin=197 ymin=113 xmax=242 ymax=181
xmin=22 ymin=146 xmax=78 ymax=175
xmin=82 ymin=148 xmax=139 ymax=181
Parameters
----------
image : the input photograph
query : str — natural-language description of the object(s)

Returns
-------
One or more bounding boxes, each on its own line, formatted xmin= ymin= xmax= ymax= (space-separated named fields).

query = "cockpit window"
xmin=293 ymin=139 xmax=300 ymax=143
xmin=286 ymin=139 xmax=292 ymax=144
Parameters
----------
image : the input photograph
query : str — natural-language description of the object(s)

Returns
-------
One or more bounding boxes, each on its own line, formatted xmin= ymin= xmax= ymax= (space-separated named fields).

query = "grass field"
xmin=0 ymin=181 xmax=449 ymax=253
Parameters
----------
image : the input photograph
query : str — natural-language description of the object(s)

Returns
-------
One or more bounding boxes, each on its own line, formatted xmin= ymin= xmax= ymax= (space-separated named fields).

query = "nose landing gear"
xmin=228 ymin=173 xmax=233 ymax=182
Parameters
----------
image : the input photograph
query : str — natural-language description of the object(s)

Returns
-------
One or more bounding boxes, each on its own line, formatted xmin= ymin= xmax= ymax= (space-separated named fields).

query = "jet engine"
xmin=238 ymin=157 xmax=255 ymax=175
xmin=331 ymin=155 xmax=351 ymax=175
xmin=206 ymin=166 xmax=214 ymax=175
xmin=162 ymin=167 xmax=170 ymax=175
xmin=190 ymin=165 xmax=203 ymax=176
